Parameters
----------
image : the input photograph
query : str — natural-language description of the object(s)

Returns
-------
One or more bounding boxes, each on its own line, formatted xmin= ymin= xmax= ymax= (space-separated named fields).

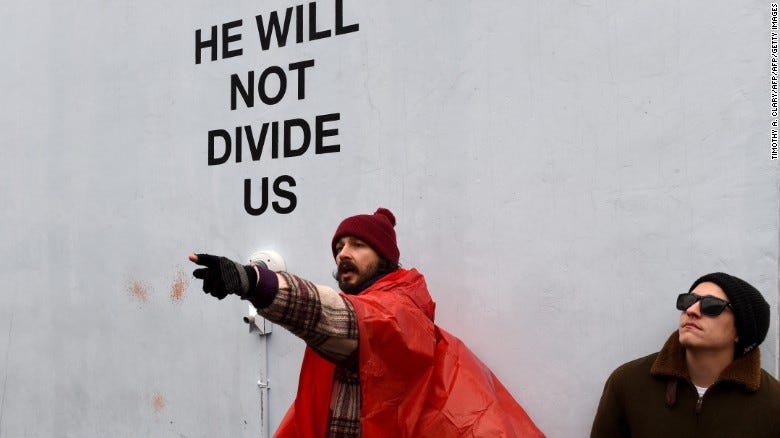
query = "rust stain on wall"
xmin=171 ymin=271 xmax=188 ymax=303
xmin=128 ymin=281 xmax=148 ymax=303
xmin=152 ymin=393 xmax=166 ymax=413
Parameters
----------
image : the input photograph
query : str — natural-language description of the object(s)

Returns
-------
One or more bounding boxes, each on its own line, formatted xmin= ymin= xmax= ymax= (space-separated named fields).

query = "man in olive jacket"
xmin=591 ymin=273 xmax=780 ymax=437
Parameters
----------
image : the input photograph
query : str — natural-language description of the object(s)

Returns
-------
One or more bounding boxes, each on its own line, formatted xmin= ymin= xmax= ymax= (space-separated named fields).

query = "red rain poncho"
xmin=275 ymin=269 xmax=544 ymax=437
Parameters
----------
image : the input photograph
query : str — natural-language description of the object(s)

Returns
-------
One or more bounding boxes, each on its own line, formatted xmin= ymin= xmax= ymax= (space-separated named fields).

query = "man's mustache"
xmin=337 ymin=260 xmax=358 ymax=276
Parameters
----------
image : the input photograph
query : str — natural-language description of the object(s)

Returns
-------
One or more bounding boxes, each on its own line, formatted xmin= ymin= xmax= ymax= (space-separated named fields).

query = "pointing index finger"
xmin=189 ymin=253 xmax=219 ymax=267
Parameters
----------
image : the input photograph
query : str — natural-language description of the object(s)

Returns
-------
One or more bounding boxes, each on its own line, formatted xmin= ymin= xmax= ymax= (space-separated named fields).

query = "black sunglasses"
xmin=676 ymin=293 xmax=731 ymax=316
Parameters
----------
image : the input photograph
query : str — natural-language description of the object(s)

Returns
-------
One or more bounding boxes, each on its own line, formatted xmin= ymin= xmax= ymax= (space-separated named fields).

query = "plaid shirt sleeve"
xmin=258 ymin=272 xmax=359 ymax=365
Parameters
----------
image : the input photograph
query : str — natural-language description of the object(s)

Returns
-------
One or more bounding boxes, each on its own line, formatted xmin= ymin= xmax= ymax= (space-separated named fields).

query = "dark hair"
xmin=375 ymin=258 xmax=400 ymax=277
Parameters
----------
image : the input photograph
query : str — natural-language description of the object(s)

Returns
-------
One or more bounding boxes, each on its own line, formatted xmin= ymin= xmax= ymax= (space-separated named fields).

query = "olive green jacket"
xmin=591 ymin=332 xmax=780 ymax=438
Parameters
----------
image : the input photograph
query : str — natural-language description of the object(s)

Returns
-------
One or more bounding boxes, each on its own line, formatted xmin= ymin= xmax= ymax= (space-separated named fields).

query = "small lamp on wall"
xmin=243 ymin=250 xmax=286 ymax=334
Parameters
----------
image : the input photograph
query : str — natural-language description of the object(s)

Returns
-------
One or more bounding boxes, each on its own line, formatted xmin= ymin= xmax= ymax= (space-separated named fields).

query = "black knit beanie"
xmin=689 ymin=272 xmax=770 ymax=356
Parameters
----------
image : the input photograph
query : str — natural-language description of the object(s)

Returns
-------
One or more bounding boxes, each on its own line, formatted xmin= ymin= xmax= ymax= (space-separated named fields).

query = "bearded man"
xmin=190 ymin=207 xmax=544 ymax=437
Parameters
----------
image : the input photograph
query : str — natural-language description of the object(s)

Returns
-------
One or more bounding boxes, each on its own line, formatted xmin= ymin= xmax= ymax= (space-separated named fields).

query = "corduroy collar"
xmin=650 ymin=331 xmax=762 ymax=392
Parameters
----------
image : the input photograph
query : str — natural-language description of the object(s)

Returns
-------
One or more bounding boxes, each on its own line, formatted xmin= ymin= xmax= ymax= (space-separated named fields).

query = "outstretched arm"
xmin=260 ymin=272 xmax=358 ymax=366
xmin=189 ymin=253 xmax=358 ymax=366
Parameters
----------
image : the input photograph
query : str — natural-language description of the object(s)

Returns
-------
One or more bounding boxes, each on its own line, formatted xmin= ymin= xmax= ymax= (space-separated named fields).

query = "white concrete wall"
xmin=1 ymin=1 xmax=777 ymax=436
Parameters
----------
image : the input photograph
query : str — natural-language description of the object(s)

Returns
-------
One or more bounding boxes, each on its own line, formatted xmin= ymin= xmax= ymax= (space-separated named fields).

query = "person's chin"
xmin=339 ymin=278 xmax=359 ymax=294
xmin=678 ymin=333 xmax=700 ymax=349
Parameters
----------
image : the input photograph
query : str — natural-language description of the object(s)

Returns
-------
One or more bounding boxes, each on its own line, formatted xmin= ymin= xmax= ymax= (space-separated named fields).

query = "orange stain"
xmin=171 ymin=271 xmax=188 ymax=302
xmin=152 ymin=393 xmax=166 ymax=413
xmin=128 ymin=281 xmax=148 ymax=303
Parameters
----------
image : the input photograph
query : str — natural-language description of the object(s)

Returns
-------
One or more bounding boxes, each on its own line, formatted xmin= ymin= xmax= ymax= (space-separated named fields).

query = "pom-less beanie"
xmin=689 ymin=272 xmax=770 ymax=356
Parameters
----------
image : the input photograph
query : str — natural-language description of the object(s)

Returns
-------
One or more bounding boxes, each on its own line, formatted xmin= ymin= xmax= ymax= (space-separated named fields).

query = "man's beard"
xmin=336 ymin=259 xmax=380 ymax=295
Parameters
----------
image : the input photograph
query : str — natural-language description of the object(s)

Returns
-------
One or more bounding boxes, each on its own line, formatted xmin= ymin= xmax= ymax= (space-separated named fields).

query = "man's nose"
xmin=685 ymin=300 xmax=702 ymax=316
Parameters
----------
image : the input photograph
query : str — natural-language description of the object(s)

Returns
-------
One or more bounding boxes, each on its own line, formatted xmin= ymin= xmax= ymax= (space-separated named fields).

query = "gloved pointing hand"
xmin=188 ymin=253 xmax=258 ymax=300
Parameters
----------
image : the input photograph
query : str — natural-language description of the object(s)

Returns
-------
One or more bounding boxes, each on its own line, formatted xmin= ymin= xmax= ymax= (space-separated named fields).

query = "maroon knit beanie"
xmin=331 ymin=208 xmax=400 ymax=264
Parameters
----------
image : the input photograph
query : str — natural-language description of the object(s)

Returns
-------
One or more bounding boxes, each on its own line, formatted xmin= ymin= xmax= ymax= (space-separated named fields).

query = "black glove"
xmin=191 ymin=253 xmax=258 ymax=300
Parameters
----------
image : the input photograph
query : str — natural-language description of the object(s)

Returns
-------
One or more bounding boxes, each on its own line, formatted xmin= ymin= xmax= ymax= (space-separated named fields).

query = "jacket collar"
xmin=361 ymin=268 xmax=436 ymax=321
xmin=650 ymin=331 xmax=762 ymax=392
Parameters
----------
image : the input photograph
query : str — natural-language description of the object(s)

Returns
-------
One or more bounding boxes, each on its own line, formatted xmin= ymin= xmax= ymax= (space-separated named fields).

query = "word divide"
xmin=208 ymin=113 xmax=341 ymax=166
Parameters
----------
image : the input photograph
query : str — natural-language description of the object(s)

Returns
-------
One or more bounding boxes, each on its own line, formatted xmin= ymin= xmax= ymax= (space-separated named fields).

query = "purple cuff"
xmin=245 ymin=267 xmax=279 ymax=309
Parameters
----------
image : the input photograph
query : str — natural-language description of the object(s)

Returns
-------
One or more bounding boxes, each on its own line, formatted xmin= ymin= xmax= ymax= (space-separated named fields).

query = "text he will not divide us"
xmin=195 ymin=0 xmax=359 ymax=215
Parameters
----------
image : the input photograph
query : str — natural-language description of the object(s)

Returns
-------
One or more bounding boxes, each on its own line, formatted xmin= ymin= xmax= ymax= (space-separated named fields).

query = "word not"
xmin=208 ymin=113 xmax=340 ymax=165
xmin=231 ymin=60 xmax=314 ymax=109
